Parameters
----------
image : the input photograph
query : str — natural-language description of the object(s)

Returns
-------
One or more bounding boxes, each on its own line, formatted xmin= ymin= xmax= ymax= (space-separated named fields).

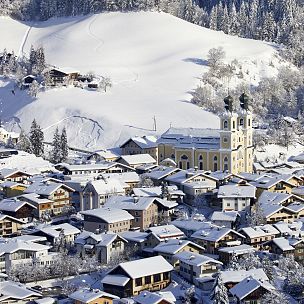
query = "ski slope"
xmin=0 ymin=12 xmax=285 ymax=149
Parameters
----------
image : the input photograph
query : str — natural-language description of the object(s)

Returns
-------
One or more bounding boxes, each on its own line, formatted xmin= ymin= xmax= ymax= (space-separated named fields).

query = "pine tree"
xmin=60 ymin=127 xmax=68 ymax=162
xmin=160 ymin=181 xmax=169 ymax=199
xmin=211 ymin=273 xmax=229 ymax=304
xmin=28 ymin=80 xmax=40 ymax=98
xmin=50 ymin=127 xmax=61 ymax=163
xmin=16 ymin=129 xmax=31 ymax=152
xmin=29 ymin=119 xmax=44 ymax=157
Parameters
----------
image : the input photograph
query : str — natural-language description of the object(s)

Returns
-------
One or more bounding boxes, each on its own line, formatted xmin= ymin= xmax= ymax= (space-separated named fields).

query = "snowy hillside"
xmin=0 ymin=12 xmax=285 ymax=150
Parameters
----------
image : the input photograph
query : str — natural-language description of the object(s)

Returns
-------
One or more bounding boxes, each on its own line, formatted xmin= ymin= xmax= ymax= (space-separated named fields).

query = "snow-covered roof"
xmin=118 ymin=154 xmax=157 ymax=165
xmin=250 ymin=176 xmax=294 ymax=189
xmin=86 ymin=178 xmax=128 ymax=195
xmin=218 ymin=244 xmax=255 ymax=255
xmin=69 ymin=288 xmax=119 ymax=303
xmin=191 ymin=226 xmax=244 ymax=242
xmin=89 ymin=149 xmax=119 ymax=159
xmin=271 ymin=237 xmax=295 ymax=251
xmin=258 ymin=190 xmax=293 ymax=206
xmin=0 ymin=239 xmax=51 ymax=256
xmin=153 ymin=239 xmax=204 ymax=254
xmin=218 ymin=184 xmax=256 ymax=198
xmin=171 ymin=220 xmax=213 ymax=232
xmin=220 ymin=269 xmax=268 ymax=284
xmin=0 ymin=281 xmax=42 ymax=302
xmin=292 ymin=186 xmax=304 ymax=196
xmin=0 ymin=213 xmax=24 ymax=223
xmin=100 ymin=171 xmax=140 ymax=183
xmin=0 ymin=198 xmax=36 ymax=212
xmin=174 ymin=251 xmax=221 ymax=266
xmin=18 ymin=193 xmax=53 ymax=205
xmin=132 ymin=185 xmax=181 ymax=197
xmin=230 ymin=276 xmax=275 ymax=300
xmin=111 ymin=256 xmax=173 ymax=279
xmin=120 ymin=231 xmax=149 ymax=243
xmin=58 ymin=161 xmax=134 ymax=172
xmin=211 ymin=211 xmax=239 ymax=222
xmin=25 ymin=181 xmax=74 ymax=196
xmin=81 ymin=207 xmax=134 ymax=223
xmin=104 ymin=196 xmax=157 ymax=211
xmin=0 ymin=168 xmax=31 ymax=179
xmin=96 ymin=233 xmax=127 ymax=247
xmin=121 ymin=135 xmax=158 ymax=149
xmin=36 ymin=223 xmax=80 ymax=238
xmin=101 ymin=275 xmax=130 ymax=286
xmin=145 ymin=166 xmax=180 ymax=180
xmin=240 ymin=225 xmax=279 ymax=238
xmin=147 ymin=225 xmax=185 ymax=239
xmin=134 ymin=291 xmax=175 ymax=304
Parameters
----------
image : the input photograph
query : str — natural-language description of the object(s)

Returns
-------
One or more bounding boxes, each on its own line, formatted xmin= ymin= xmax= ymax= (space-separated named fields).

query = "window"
xmin=248 ymin=119 xmax=251 ymax=126
xmin=181 ymin=155 xmax=188 ymax=160
xmin=213 ymin=156 xmax=218 ymax=171
xmin=224 ymin=156 xmax=229 ymax=171
xmin=240 ymin=118 xmax=244 ymax=126
xmin=163 ymin=272 xmax=170 ymax=280
xmin=223 ymin=137 xmax=228 ymax=143
xmin=154 ymin=274 xmax=161 ymax=282
xmin=233 ymin=121 xmax=235 ymax=129
xmin=223 ymin=120 xmax=228 ymax=129
xmin=135 ymin=278 xmax=142 ymax=286
xmin=145 ymin=276 xmax=151 ymax=284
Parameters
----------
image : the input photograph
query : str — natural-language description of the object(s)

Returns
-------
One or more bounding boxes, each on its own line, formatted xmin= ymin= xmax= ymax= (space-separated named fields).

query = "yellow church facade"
xmin=157 ymin=94 xmax=253 ymax=174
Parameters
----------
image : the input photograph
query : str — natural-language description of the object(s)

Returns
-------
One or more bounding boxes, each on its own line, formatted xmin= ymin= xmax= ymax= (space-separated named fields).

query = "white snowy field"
xmin=0 ymin=12 xmax=285 ymax=149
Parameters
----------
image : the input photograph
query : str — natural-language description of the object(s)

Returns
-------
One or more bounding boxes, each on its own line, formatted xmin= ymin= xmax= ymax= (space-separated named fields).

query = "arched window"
xmin=224 ymin=156 xmax=229 ymax=172
xmin=171 ymin=154 xmax=175 ymax=160
xmin=199 ymin=155 xmax=203 ymax=170
xmin=213 ymin=156 xmax=218 ymax=171
xmin=199 ymin=155 xmax=203 ymax=160
xmin=223 ymin=120 xmax=228 ymax=129
xmin=181 ymin=155 xmax=188 ymax=160
xmin=240 ymin=118 xmax=244 ymax=126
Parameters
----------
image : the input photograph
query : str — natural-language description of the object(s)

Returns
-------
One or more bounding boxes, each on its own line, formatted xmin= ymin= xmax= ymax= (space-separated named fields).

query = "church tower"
xmin=238 ymin=93 xmax=253 ymax=173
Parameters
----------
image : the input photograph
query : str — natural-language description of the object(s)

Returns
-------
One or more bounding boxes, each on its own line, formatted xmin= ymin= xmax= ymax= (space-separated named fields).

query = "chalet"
xmin=105 ymin=196 xmax=159 ymax=231
xmin=218 ymin=244 xmax=255 ymax=264
xmin=230 ymin=276 xmax=275 ymax=304
xmin=144 ymin=166 xmax=180 ymax=186
xmin=174 ymin=251 xmax=222 ymax=284
xmin=0 ymin=128 xmax=19 ymax=146
xmin=48 ymin=67 xmax=79 ymax=86
xmin=24 ymin=181 xmax=75 ymax=215
xmin=0 ymin=169 xmax=31 ymax=183
xmin=81 ymin=178 xmax=129 ymax=211
xmin=239 ymin=225 xmax=280 ymax=249
xmin=22 ymin=75 xmax=36 ymax=89
xmin=81 ymin=207 xmax=134 ymax=233
xmin=116 ymin=154 xmax=157 ymax=169
xmin=101 ymin=256 xmax=173 ymax=297
xmin=210 ymin=211 xmax=240 ymax=229
xmin=217 ymin=183 xmax=256 ymax=212
xmin=171 ymin=219 xmax=214 ymax=238
xmin=120 ymin=231 xmax=149 ymax=250
xmin=0 ymin=198 xmax=36 ymax=222
xmin=120 ymin=136 xmax=158 ymax=162
xmin=272 ymin=221 xmax=304 ymax=238
xmin=69 ymin=288 xmax=119 ymax=304
xmin=56 ymin=162 xmax=134 ymax=176
xmin=146 ymin=225 xmax=185 ymax=243
xmin=0 ymin=240 xmax=57 ymax=273
xmin=0 ymin=181 xmax=28 ymax=198
xmin=134 ymin=291 xmax=176 ymax=304
xmin=87 ymin=149 xmax=119 ymax=162
xmin=75 ymin=231 xmax=127 ymax=263
xmin=191 ymin=225 xmax=245 ymax=254
xmin=0 ymin=281 xmax=42 ymax=303
xmin=0 ymin=214 xmax=23 ymax=237
xmin=153 ymin=239 xmax=205 ymax=266
xmin=31 ymin=223 xmax=80 ymax=247
xmin=250 ymin=176 xmax=295 ymax=198
xmin=100 ymin=171 xmax=140 ymax=189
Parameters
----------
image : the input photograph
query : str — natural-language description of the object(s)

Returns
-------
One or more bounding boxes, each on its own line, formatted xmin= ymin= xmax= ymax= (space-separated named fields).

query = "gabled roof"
xmin=153 ymin=239 xmax=204 ymax=254
xmin=240 ymin=225 xmax=279 ymax=238
xmin=211 ymin=211 xmax=239 ymax=222
xmin=230 ymin=276 xmax=275 ymax=300
xmin=0 ymin=168 xmax=31 ymax=179
xmin=117 ymin=154 xmax=157 ymax=165
xmin=0 ymin=198 xmax=36 ymax=212
xmin=120 ymin=231 xmax=149 ymax=243
xmin=145 ymin=166 xmax=180 ymax=180
xmin=218 ymin=244 xmax=255 ymax=255
xmin=134 ymin=291 xmax=176 ymax=304
xmin=69 ymin=288 xmax=119 ymax=303
xmin=191 ymin=226 xmax=245 ymax=242
xmin=81 ymin=207 xmax=134 ymax=224
xmin=0 ymin=240 xmax=51 ymax=255
xmin=25 ymin=181 xmax=74 ymax=196
xmin=105 ymin=196 xmax=157 ymax=211
xmin=250 ymin=177 xmax=294 ymax=189
xmin=271 ymin=237 xmax=295 ymax=251
xmin=220 ymin=269 xmax=268 ymax=284
xmin=120 ymin=135 xmax=158 ymax=149
xmin=36 ymin=223 xmax=80 ymax=238
xmin=0 ymin=281 xmax=42 ymax=302
xmin=174 ymin=251 xmax=221 ymax=266
xmin=218 ymin=184 xmax=256 ymax=198
xmin=86 ymin=178 xmax=128 ymax=195
xmin=147 ymin=225 xmax=185 ymax=240
xmin=110 ymin=256 xmax=173 ymax=279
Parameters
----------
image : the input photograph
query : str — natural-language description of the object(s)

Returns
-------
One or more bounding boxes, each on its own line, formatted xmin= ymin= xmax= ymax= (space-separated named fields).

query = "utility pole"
xmin=153 ymin=116 xmax=157 ymax=131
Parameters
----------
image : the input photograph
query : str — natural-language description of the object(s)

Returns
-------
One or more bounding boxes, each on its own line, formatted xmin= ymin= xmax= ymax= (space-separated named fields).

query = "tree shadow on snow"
xmin=183 ymin=58 xmax=208 ymax=66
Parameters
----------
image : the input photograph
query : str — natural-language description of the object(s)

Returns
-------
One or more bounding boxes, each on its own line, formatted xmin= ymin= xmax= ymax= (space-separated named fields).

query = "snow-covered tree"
xmin=99 ymin=76 xmax=112 ymax=92
xmin=16 ymin=129 xmax=31 ymax=152
xmin=29 ymin=119 xmax=44 ymax=157
xmin=138 ymin=175 xmax=154 ymax=187
xmin=211 ymin=273 xmax=229 ymax=304
xmin=184 ymin=285 xmax=196 ymax=304
xmin=207 ymin=47 xmax=226 ymax=77
xmin=28 ymin=80 xmax=40 ymax=98
xmin=60 ymin=127 xmax=68 ymax=162
xmin=247 ymin=201 xmax=266 ymax=227
xmin=238 ymin=251 xmax=262 ymax=270
xmin=160 ymin=181 xmax=169 ymax=199
xmin=50 ymin=127 xmax=61 ymax=163
xmin=260 ymin=290 xmax=289 ymax=304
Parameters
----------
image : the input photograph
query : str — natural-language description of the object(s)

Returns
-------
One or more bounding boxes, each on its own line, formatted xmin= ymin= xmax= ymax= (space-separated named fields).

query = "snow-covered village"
xmin=0 ymin=0 xmax=304 ymax=303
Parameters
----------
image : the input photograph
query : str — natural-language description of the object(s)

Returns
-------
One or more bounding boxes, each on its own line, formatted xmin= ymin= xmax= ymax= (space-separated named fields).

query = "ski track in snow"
xmin=87 ymin=14 xmax=105 ymax=53
xmin=18 ymin=25 xmax=32 ymax=58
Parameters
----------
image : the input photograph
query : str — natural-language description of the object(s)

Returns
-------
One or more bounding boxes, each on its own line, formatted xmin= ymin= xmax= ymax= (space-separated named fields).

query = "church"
xmin=157 ymin=94 xmax=253 ymax=174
